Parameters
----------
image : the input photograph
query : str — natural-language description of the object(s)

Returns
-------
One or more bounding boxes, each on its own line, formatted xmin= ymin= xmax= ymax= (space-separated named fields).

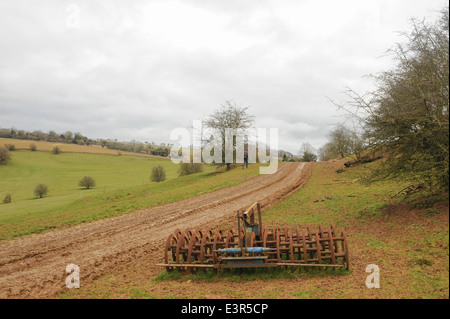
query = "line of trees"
xmin=294 ymin=125 xmax=366 ymax=163
xmin=0 ymin=128 xmax=90 ymax=145
xmin=317 ymin=126 xmax=366 ymax=162
xmin=0 ymin=128 xmax=171 ymax=157
xmin=98 ymin=139 xmax=170 ymax=156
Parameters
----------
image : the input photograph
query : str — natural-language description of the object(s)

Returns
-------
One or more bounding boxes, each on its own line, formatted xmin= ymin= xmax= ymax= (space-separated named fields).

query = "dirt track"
xmin=0 ymin=162 xmax=311 ymax=298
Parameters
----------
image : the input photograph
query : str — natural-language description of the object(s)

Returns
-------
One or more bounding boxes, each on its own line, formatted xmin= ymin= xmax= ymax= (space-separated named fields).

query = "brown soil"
xmin=0 ymin=162 xmax=311 ymax=298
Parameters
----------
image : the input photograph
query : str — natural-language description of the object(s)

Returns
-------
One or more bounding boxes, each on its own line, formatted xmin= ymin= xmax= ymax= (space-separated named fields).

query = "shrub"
xmin=34 ymin=184 xmax=48 ymax=198
xmin=3 ymin=194 xmax=11 ymax=204
xmin=150 ymin=165 xmax=166 ymax=182
xmin=178 ymin=162 xmax=203 ymax=176
xmin=4 ymin=144 xmax=15 ymax=151
xmin=52 ymin=146 xmax=61 ymax=154
xmin=79 ymin=176 xmax=96 ymax=189
xmin=339 ymin=8 xmax=449 ymax=190
xmin=299 ymin=142 xmax=318 ymax=162
xmin=0 ymin=147 xmax=11 ymax=165
xmin=215 ymin=165 xmax=228 ymax=173
xmin=30 ymin=143 xmax=37 ymax=151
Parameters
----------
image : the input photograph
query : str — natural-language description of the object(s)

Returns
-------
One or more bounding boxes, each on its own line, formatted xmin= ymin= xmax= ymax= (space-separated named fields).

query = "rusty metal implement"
xmin=157 ymin=202 xmax=349 ymax=272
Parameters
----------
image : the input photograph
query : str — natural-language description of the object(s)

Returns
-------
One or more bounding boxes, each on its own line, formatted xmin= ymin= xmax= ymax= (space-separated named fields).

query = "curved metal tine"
xmin=173 ymin=228 xmax=182 ymax=239
xmin=225 ymin=227 xmax=234 ymax=248
xmin=328 ymin=226 xmax=336 ymax=265
xmin=289 ymin=228 xmax=295 ymax=263
xmin=341 ymin=228 xmax=350 ymax=270
xmin=164 ymin=233 xmax=176 ymax=271
xmin=175 ymin=232 xmax=187 ymax=263
xmin=212 ymin=231 xmax=222 ymax=264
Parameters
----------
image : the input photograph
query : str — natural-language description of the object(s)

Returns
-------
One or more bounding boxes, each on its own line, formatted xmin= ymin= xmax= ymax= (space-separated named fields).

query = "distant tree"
xmin=328 ymin=127 xmax=352 ymax=158
xmin=79 ymin=176 xmax=96 ymax=189
xmin=3 ymin=194 xmax=11 ymax=204
xmin=150 ymin=147 xmax=169 ymax=157
xmin=74 ymin=132 xmax=83 ymax=142
xmin=348 ymin=129 xmax=367 ymax=161
xmin=319 ymin=126 xmax=367 ymax=161
xmin=0 ymin=147 xmax=11 ymax=165
xmin=318 ymin=143 xmax=339 ymax=161
xmin=150 ymin=166 xmax=166 ymax=182
xmin=64 ymin=131 xmax=73 ymax=141
xmin=0 ymin=129 xmax=11 ymax=138
xmin=52 ymin=146 xmax=61 ymax=154
xmin=299 ymin=143 xmax=318 ymax=162
xmin=48 ymin=131 xmax=59 ymax=142
xmin=29 ymin=143 xmax=37 ymax=151
xmin=282 ymin=154 xmax=288 ymax=162
xmin=34 ymin=184 xmax=48 ymax=198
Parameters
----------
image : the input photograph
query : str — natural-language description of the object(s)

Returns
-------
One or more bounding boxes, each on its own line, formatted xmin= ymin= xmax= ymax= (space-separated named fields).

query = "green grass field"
xmin=0 ymin=150 xmax=260 ymax=240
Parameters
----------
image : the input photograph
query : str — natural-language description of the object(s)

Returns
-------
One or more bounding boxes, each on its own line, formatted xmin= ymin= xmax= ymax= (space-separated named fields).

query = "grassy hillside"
xmin=0 ymin=150 xmax=260 ymax=240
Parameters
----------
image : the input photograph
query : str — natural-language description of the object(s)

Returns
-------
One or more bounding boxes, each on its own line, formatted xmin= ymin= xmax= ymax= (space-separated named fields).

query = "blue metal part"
xmin=247 ymin=247 xmax=270 ymax=253
xmin=217 ymin=247 xmax=271 ymax=254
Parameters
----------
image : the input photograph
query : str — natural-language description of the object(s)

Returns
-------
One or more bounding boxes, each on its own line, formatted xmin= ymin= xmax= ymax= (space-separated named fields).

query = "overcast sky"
xmin=0 ymin=0 xmax=446 ymax=153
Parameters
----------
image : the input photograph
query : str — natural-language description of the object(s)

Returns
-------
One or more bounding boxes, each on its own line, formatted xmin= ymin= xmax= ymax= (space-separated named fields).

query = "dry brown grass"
xmin=0 ymin=138 xmax=163 ymax=158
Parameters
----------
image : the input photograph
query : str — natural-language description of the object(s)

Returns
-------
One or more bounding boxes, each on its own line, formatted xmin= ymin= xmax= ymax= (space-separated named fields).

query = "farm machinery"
xmin=157 ymin=202 xmax=349 ymax=272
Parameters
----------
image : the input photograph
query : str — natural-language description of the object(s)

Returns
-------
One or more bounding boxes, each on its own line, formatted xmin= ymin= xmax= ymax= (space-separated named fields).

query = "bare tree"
xmin=318 ymin=142 xmax=338 ymax=161
xmin=328 ymin=126 xmax=352 ymax=158
xmin=203 ymin=101 xmax=255 ymax=170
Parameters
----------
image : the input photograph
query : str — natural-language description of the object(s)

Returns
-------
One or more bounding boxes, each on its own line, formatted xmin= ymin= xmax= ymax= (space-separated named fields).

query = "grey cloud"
xmin=0 ymin=0 xmax=446 ymax=152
